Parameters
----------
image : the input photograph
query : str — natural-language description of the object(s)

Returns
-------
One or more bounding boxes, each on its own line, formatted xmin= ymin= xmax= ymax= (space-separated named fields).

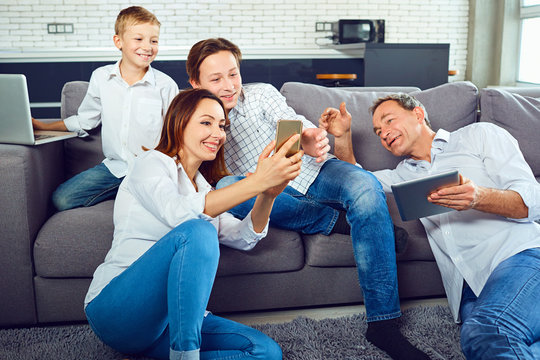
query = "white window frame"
xmin=517 ymin=2 xmax=540 ymax=85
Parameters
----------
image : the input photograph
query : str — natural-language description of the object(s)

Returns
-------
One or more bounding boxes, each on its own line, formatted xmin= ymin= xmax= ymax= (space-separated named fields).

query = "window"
xmin=518 ymin=1 xmax=540 ymax=84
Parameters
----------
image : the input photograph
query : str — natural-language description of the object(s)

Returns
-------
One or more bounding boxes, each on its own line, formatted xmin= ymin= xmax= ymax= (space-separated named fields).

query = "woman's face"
xmin=180 ymin=98 xmax=227 ymax=165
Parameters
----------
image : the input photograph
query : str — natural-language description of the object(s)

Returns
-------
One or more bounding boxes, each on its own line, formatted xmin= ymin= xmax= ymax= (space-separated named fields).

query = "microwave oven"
xmin=332 ymin=19 xmax=385 ymax=44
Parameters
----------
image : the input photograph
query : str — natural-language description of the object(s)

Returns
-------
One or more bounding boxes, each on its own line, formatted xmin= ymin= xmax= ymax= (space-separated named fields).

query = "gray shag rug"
xmin=0 ymin=305 xmax=464 ymax=360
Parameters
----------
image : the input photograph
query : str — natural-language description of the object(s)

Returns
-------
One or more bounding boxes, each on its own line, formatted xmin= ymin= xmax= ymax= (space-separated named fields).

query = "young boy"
xmin=186 ymin=38 xmax=429 ymax=360
xmin=33 ymin=6 xmax=178 ymax=211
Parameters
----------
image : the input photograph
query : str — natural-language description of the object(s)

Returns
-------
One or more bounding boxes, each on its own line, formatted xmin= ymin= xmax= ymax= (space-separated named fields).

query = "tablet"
xmin=391 ymin=170 xmax=460 ymax=221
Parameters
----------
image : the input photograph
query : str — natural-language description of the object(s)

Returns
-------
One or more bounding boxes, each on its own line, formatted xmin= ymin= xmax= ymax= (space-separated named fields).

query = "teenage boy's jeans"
xmin=459 ymin=247 xmax=540 ymax=359
xmin=217 ymin=159 xmax=401 ymax=322
xmin=52 ymin=163 xmax=123 ymax=211
xmin=85 ymin=219 xmax=282 ymax=360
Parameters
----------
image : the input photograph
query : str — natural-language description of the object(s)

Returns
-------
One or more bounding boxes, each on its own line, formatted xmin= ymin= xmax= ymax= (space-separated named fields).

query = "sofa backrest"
xmin=60 ymin=81 xmax=89 ymax=119
xmin=280 ymin=81 xmax=479 ymax=171
xmin=60 ymin=81 xmax=104 ymax=179
xmin=479 ymin=88 xmax=540 ymax=178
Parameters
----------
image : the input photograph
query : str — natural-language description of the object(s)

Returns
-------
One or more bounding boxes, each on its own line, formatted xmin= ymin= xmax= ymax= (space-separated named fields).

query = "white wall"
xmin=0 ymin=0 xmax=469 ymax=81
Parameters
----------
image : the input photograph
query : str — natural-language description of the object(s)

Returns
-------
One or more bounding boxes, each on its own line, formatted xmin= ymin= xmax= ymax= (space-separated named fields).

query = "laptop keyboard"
xmin=34 ymin=134 xmax=55 ymax=141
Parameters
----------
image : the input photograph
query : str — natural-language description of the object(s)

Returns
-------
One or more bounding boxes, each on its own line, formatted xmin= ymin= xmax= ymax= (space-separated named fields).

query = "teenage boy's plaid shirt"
xmin=224 ymin=83 xmax=332 ymax=194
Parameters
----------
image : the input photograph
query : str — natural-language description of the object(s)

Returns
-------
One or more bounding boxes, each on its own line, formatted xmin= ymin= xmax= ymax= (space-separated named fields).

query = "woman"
xmin=84 ymin=88 xmax=303 ymax=360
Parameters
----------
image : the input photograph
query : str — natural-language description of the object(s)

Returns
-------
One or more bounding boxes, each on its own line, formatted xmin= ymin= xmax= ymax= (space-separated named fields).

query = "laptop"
xmin=0 ymin=74 xmax=77 ymax=145
xmin=391 ymin=170 xmax=460 ymax=221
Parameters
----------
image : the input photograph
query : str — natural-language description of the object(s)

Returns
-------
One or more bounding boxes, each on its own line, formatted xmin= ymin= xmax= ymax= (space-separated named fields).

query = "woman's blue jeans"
xmin=217 ymin=159 xmax=400 ymax=322
xmin=52 ymin=163 xmax=123 ymax=211
xmin=459 ymin=248 xmax=540 ymax=359
xmin=85 ymin=219 xmax=282 ymax=360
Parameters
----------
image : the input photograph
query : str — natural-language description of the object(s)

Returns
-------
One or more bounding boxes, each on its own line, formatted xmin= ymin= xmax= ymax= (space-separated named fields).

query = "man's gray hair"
xmin=369 ymin=93 xmax=431 ymax=128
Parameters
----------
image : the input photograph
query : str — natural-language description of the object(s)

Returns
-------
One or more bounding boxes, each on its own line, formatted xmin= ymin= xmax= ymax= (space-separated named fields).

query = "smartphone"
xmin=275 ymin=120 xmax=303 ymax=157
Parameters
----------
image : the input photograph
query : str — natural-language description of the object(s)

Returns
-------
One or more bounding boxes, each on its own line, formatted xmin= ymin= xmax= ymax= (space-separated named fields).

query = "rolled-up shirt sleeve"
xmin=215 ymin=210 xmax=268 ymax=251
xmin=479 ymin=124 xmax=540 ymax=222
xmin=125 ymin=151 xmax=270 ymax=250
xmin=509 ymin=181 xmax=540 ymax=221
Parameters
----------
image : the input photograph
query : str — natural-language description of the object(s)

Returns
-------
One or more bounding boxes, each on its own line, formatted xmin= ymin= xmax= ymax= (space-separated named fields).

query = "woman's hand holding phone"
xmin=204 ymin=135 xmax=301 ymax=224
xmin=252 ymin=134 xmax=303 ymax=198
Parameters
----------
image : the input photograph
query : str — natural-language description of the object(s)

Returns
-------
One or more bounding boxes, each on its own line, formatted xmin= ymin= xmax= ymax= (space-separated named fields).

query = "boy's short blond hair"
xmin=114 ymin=6 xmax=160 ymax=36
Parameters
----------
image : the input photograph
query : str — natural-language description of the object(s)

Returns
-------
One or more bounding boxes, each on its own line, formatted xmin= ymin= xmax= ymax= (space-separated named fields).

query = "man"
xmin=321 ymin=93 xmax=540 ymax=359
xmin=186 ymin=38 xmax=429 ymax=360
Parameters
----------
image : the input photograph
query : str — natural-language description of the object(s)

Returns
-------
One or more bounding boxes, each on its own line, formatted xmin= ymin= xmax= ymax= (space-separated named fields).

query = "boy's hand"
xmin=31 ymin=118 xmax=69 ymax=132
xmin=319 ymin=102 xmax=352 ymax=138
xmin=32 ymin=118 xmax=46 ymax=130
xmin=301 ymin=128 xmax=329 ymax=162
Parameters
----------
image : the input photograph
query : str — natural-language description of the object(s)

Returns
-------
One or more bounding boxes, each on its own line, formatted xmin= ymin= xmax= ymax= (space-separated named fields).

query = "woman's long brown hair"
xmin=152 ymin=88 xmax=230 ymax=185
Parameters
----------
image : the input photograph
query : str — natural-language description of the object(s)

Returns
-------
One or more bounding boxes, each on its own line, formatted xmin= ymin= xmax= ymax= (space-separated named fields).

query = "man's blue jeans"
xmin=459 ymin=247 xmax=540 ymax=359
xmin=217 ymin=159 xmax=400 ymax=322
xmin=85 ymin=219 xmax=282 ymax=360
xmin=52 ymin=163 xmax=123 ymax=211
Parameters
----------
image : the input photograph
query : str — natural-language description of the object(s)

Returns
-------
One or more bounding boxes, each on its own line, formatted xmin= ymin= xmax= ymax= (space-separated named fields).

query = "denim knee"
xmin=254 ymin=336 xmax=282 ymax=360
xmin=52 ymin=189 xmax=70 ymax=211
xmin=361 ymin=171 xmax=385 ymax=198
xmin=460 ymin=316 xmax=518 ymax=358
xmin=52 ymin=184 xmax=79 ymax=211
xmin=349 ymin=174 xmax=387 ymax=215
xmin=460 ymin=319 xmax=485 ymax=356
xmin=216 ymin=175 xmax=244 ymax=189
xmin=172 ymin=219 xmax=220 ymax=263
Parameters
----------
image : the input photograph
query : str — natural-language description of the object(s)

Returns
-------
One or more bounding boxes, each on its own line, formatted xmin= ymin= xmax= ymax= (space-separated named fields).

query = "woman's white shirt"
xmin=85 ymin=150 xmax=268 ymax=306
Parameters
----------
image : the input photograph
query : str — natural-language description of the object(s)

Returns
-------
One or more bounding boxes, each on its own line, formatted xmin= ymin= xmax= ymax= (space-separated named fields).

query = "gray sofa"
xmin=2 ymin=80 xmax=539 ymax=328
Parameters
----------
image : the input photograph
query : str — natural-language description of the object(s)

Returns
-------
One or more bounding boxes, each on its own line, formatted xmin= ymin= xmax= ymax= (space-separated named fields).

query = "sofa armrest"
xmin=0 ymin=142 xmax=65 ymax=326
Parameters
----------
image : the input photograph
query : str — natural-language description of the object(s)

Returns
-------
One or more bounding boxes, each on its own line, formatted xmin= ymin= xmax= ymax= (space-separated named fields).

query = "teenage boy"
xmin=186 ymin=38 xmax=429 ymax=360
xmin=33 ymin=6 xmax=178 ymax=211
xmin=322 ymin=93 xmax=540 ymax=359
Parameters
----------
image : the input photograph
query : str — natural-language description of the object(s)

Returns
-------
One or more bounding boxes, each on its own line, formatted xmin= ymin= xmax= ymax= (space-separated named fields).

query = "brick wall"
xmin=0 ymin=0 xmax=469 ymax=81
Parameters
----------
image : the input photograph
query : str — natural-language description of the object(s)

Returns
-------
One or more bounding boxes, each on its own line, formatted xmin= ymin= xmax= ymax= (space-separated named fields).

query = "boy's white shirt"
xmin=64 ymin=61 xmax=179 ymax=178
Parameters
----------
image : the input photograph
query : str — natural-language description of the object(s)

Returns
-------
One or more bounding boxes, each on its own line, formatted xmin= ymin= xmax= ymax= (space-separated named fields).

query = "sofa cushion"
xmin=304 ymin=231 xmax=435 ymax=267
xmin=303 ymin=195 xmax=434 ymax=268
xmin=217 ymin=228 xmax=304 ymax=276
xmin=60 ymin=81 xmax=89 ymax=120
xmin=479 ymin=88 xmax=540 ymax=177
xmin=34 ymin=200 xmax=115 ymax=278
xmin=60 ymin=80 xmax=104 ymax=179
xmin=34 ymin=200 xmax=304 ymax=278
xmin=280 ymin=81 xmax=478 ymax=171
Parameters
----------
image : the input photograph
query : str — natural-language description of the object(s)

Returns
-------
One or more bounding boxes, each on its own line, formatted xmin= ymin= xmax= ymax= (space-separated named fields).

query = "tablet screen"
xmin=391 ymin=170 xmax=460 ymax=221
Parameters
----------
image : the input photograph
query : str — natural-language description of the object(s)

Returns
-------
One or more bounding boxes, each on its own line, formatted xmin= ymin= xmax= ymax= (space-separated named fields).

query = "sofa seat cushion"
xmin=34 ymin=200 xmax=115 ymax=278
xmin=303 ymin=229 xmax=434 ymax=268
xmin=34 ymin=201 xmax=304 ymax=278
xmin=280 ymin=81 xmax=478 ymax=172
xmin=479 ymin=88 xmax=540 ymax=177
xmin=217 ymin=227 xmax=304 ymax=277
xmin=304 ymin=192 xmax=434 ymax=267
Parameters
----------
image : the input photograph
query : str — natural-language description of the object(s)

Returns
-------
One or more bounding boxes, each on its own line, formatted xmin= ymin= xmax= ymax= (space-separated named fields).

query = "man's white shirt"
xmin=374 ymin=123 xmax=540 ymax=322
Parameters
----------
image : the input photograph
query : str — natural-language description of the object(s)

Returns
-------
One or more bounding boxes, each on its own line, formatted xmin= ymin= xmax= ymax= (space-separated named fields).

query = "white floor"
xmin=220 ymin=297 xmax=449 ymax=326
